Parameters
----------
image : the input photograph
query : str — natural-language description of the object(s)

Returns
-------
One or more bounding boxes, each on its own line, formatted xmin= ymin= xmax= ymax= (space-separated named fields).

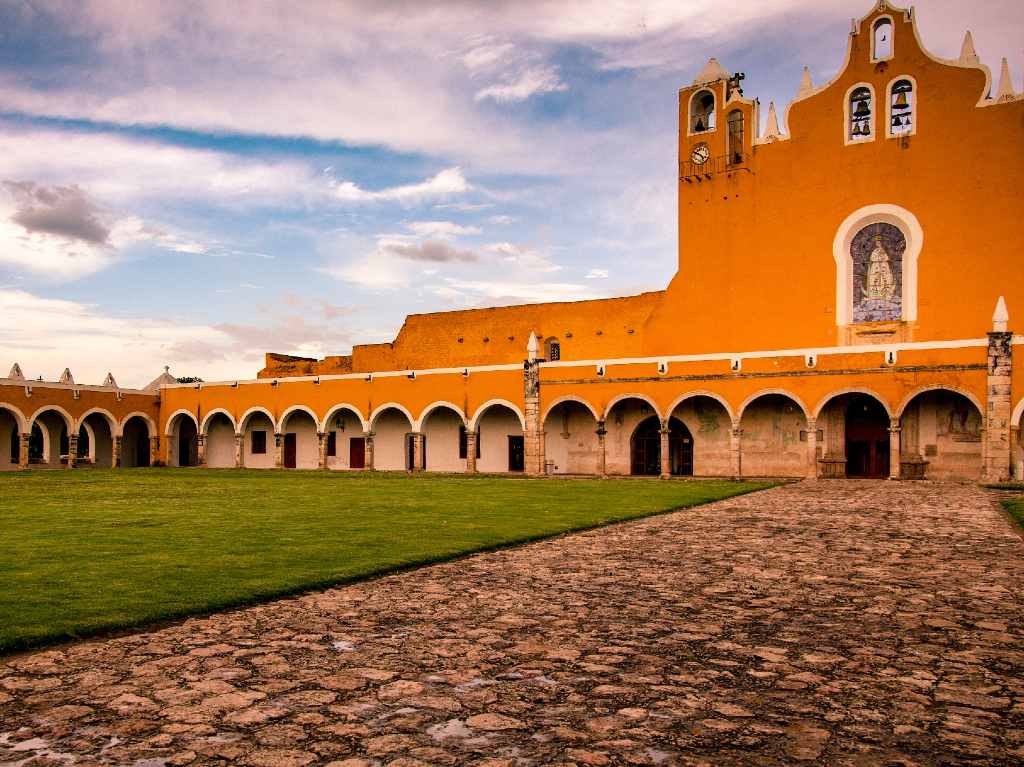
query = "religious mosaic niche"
xmin=851 ymin=222 xmax=904 ymax=323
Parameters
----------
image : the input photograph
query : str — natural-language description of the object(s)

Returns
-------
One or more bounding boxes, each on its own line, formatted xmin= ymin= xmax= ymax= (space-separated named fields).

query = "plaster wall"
xmin=283 ymin=411 xmax=318 ymax=470
xmin=206 ymin=418 xmax=236 ymax=468
xmin=604 ymin=400 xmax=658 ymax=476
xmin=374 ymin=409 xmax=412 ymax=471
xmin=423 ymin=409 xmax=465 ymax=473
xmin=0 ymin=409 xmax=16 ymax=469
xmin=477 ymin=407 xmax=521 ymax=473
xmin=903 ymin=391 xmax=983 ymax=480
xmin=324 ymin=407 xmax=362 ymax=470
xmin=740 ymin=396 xmax=807 ymax=477
xmin=543 ymin=403 xmax=599 ymax=475
xmin=669 ymin=397 xmax=732 ymax=476
xmin=243 ymin=414 xmax=275 ymax=469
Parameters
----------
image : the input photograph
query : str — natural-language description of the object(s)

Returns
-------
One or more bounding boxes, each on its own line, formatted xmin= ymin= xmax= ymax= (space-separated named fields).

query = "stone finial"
xmin=8 ymin=362 xmax=24 ymax=380
xmin=527 ymin=331 xmax=539 ymax=362
xmin=996 ymin=58 xmax=1016 ymax=102
xmin=144 ymin=365 xmax=177 ymax=391
xmin=764 ymin=102 xmax=782 ymax=140
xmin=993 ymin=296 xmax=1009 ymax=332
xmin=102 ymin=372 xmax=118 ymax=388
xmin=958 ymin=31 xmax=979 ymax=66
xmin=693 ymin=57 xmax=729 ymax=85
xmin=797 ymin=66 xmax=814 ymax=98
xmin=59 ymin=368 xmax=74 ymax=385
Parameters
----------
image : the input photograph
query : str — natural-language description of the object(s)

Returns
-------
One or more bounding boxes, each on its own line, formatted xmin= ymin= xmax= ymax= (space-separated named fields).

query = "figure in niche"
xmin=851 ymin=222 xmax=904 ymax=323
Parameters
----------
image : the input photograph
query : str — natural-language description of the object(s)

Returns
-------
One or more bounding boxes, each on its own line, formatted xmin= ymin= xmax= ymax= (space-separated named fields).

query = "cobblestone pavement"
xmin=2 ymin=481 xmax=1024 ymax=767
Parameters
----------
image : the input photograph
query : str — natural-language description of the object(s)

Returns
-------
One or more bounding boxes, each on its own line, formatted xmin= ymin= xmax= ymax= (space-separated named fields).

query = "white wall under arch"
xmin=281 ymin=409 xmax=319 ymax=469
xmin=422 ymin=406 xmax=466 ymax=473
xmin=469 ymin=399 xmax=525 ymax=431
xmin=243 ymin=411 xmax=275 ymax=469
xmin=813 ymin=387 xmax=893 ymax=420
xmin=477 ymin=404 xmax=522 ymax=473
xmin=205 ymin=412 xmax=237 ymax=468
xmin=277 ymin=405 xmax=320 ymax=435
xmin=321 ymin=403 xmax=368 ymax=434
xmin=603 ymin=393 xmax=663 ymax=423
xmin=201 ymin=408 xmax=236 ymax=435
xmin=373 ymin=408 xmax=413 ymax=471
xmin=543 ymin=400 xmax=599 ymax=475
xmin=415 ymin=401 xmax=466 ymax=432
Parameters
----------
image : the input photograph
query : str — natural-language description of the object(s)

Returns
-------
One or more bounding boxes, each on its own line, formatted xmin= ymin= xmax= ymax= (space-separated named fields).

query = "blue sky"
xmin=1 ymin=0 xmax=1021 ymax=386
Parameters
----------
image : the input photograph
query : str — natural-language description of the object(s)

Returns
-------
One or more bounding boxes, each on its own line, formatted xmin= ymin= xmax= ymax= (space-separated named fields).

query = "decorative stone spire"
xmin=996 ymin=58 xmax=1016 ymax=102
xmin=764 ymin=101 xmax=782 ymax=140
xmin=8 ymin=362 xmax=24 ymax=380
xmin=958 ymin=31 xmax=979 ymax=66
xmin=693 ymin=57 xmax=729 ymax=85
xmin=102 ymin=372 xmax=118 ymax=388
xmin=527 ymin=331 xmax=539 ymax=362
xmin=797 ymin=66 xmax=814 ymax=98
xmin=59 ymin=368 xmax=74 ymax=385
xmin=993 ymin=296 xmax=1009 ymax=332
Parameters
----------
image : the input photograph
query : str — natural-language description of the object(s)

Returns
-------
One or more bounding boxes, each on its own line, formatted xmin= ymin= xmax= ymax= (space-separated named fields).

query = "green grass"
xmin=0 ymin=469 xmax=772 ymax=653
xmin=1001 ymin=495 xmax=1024 ymax=530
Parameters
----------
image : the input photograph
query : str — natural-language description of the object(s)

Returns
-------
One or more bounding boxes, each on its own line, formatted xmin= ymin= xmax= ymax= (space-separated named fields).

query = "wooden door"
xmin=349 ymin=437 xmax=365 ymax=469
xmin=283 ymin=433 xmax=297 ymax=469
xmin=508 ymin=435 xmax=525 ymax=472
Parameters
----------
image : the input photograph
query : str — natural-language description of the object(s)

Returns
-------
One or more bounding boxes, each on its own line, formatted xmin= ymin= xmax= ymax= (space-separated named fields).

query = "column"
xmin=364 ymin=431 xmax=375 ymax=470
xmin=730 ymin=418 xmax=742 ymax=479
xmin=234 ymin=434 xmax=243 ymax=468
xmin=113 ymin=435 xmax=123 ymax=468
xmin=274 ymin=433 xmax=283 ymax=469
xmin=67 ymin=433 xmax=78 ymax=469
xmin=149 ymin=436 xmax=160 ymax=467
xmin=596 ymin=420 xmax=607 ymax=478
xmin=522 ymin=358 xmax=544 ymax=476
xmin=317 ymin=432 xmax=328 ymax=470
xmin=410 ymin=432 xmax=424 ymax=472
xmin=804 ymin=418 xmax=817 ymax=479
xmin=465 ymin=429 xmax=477 ymax=474
xmin=18 ymin=433 xmax=29 ymax=469
xmin=888 ymin=418 xmax=901 ymax=479
xmin=659 ymin=421 xmax=671 ymax=479
xmin=984 ymin=329 xmax=1013 ymax=482
xmin=1012 ymin=426 xmax=1021 ymax=480
xmin=195 ymin=434 xmax=205 ymax=467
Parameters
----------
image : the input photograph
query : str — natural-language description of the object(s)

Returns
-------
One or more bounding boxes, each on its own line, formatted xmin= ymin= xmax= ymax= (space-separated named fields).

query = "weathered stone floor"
xmin=2 ymin=481 xmax=1023 ymax=767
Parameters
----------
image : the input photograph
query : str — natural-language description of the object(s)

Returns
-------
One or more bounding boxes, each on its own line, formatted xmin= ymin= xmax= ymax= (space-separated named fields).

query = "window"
xmin=326 ymin=431 xmax=337 ymax=457
xmin=872 ymin=18 xmax=893 ymax=61
xmin=889 ymin=79 xmax=914 ymax=136
xmin=690 ymin=89 xmax=716 ymax=133
xmin=727 ymin=110 xmax=744 ymax=164
xmin=458 ymin=425 xmax=480 ymax=459
xmin=544 ymin=337 xmax=560 ymax=361
xmin=250 ymin=430 xmax=267 ymax=454
xmin=849 ymin=86 xmax=873 ymax=141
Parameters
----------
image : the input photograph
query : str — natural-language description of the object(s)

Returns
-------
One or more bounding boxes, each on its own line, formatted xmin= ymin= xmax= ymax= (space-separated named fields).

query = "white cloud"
xmin=435 ymin=278 xmax=597 ymax=304
xmin=475 ymin=65 xmax=568 ymax=103
xmin=406 ymin=220 xmax=481 ymax=238
xmin=585 ymin=268 xmax=609 ymax=279
xmin=485 ymin=242 xmax=562 ymax=273
xmin=488 ymin=214 xmax=517 ymax=225
xmin=333 ymin=168 xmax=470 ymax=204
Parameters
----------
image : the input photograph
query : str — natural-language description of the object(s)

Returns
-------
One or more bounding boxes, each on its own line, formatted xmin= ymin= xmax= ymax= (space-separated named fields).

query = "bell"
xmin=854 ymin=99 xmax=871 ymax=118
xmin=891 ymin=115 xmax=902 ymax=128
xmin=694 ymin=117 xmax=705 ymax=132
xmin=851 ymin=122 xmax=862 ymax=137
xmin=893 ymin=91 xmax=909 ymax=109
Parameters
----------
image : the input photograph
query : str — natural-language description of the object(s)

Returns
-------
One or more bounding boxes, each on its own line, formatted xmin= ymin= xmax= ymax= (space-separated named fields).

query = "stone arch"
xmin=666 ymin=390 xmax=735 ymax=422
xmin=119 ymin=411 xmax=156 ymax=438
xmin=469 ymin=399 xmax=526 ymax=431
xmin=371 ymin=404 xmax=415 ymax=472
xmin=542 ymin=395 xmax=600 ymax=424
xmin=739 ymin=391 xmax=809 ymax=478
xmin=415 ymin=401 xmax=466 ymax=432
xmin=603 ymin=393 xmax=662 ymax=422
xmin=1013 ymin=398 xmax=1024 ymax=431
xmin=120 ymin=414 xmax=153 ymax=468
xmin=77 ymin=421 xmax=96 ymax=464
xmin=419 ymin=402 xmax=469 ymax=473
xmin=28 ymin=406 xmax=74 ymax=467
xmin=164 ymin=409 xmax=199 ymax=436
xmin=603 ymin=395 xmax=664 ymax=476
xmin=29 ymin=404 xmax=74 ymax=433
xmin=200 ymin=408 xmax=236 ymax=435
xmin=738 ymin=389 xmax=809 ymax=421
xmin=666 ymin=392 xmax=734 ymax=477
xmin=0 ymin=403 xmax=26 ymax=469
xmin=370 ymin=402 xmax=416 ymax=431
xmin=321 ymin=403 xmax=368 ymax=434
xmin=277 ymin=405 xmax=320 ymax=434
xmin=897 ymin=387 xmax=984 ymax=481
xmin=76 ymin=407 xmax=119 ymax=436
xmin=0 ymin=402 xmax=28 ymax=433
xmin=896 ymin=385 xmax=984 ymax=419
xmin=239 ymin=407 xmax=275 ymax=469
xmin=814 ymin=387 xmax=893 ymax=420
xmin=238 ymin=406 xmax=275 ymax=434
xmin=166 ymin=410 xmax=199 ymax=467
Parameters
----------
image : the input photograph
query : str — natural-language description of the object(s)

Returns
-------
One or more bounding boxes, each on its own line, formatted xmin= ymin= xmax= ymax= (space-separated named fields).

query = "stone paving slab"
xmin=2 ymin=481 xmax=1023 ymax=766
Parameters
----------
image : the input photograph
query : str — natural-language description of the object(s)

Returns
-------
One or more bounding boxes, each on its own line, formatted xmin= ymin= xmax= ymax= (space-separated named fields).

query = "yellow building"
xmin=2 ymin=1 xmax=1022 ymax=481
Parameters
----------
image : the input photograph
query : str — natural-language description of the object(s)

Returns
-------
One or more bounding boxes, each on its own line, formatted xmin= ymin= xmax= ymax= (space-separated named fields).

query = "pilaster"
xmin=659 ymin=422 xmax=671 ymax=479
xmin=730 ymin=419 xmax=742 ymax=479
xmin=274 ymin=433 xmax=283 ymax=469
xmin=113 ymin=435 xmax=123 ymax=469
xmin=364 ymin=431 xmax=375 ymax=470
xmin=18 ymin=433 xmax=29 ymax=469
xmin=410 ymin=431 xmax=424 ymax=472
xmin=984 ymin=330 xmax=1013 ymax=482
xmin=149 ymin=436 xmax=160 ymax=467
xmin=234 ymin=434 xmax=243 ymax=468
xmin=195 ymin=434 xmax=205 ymax=467
xmin=523 ymin=358 xmax=544 ymax=476
xmin=465 ymin=430 xmax=477 ymax=474
xmin=596 ymin=420 xmax=607 ymax=478
xmin=67 ymin=434 xmax=78 ymax=469
xmin=804 ymin=418 xmax=818 ymax=479
xmin=888 ymin=419 xmax=901 ymax=480
xmin=317 ymin=432 xmax=328 ymax=470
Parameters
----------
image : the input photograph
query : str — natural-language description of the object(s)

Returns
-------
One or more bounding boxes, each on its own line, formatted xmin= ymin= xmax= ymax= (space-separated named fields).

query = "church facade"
xmin=2 ymin=1 xmax=1023 ymax=481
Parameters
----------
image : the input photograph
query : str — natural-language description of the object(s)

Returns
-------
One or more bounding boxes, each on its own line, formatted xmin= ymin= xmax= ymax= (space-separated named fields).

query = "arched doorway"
xmin=30 ymin=409 xmax=72 ymax=467
xmin=121 ymin=416 xmax=152 ymax=468
xmin=168 ymin=413 xmax=198 ymax=467
xmin=542 ymin=400 xmax=599 ymax=475
xmin=371 ymin=407 xmax=415 ymax=471
xmin=739 ymin=393 xmax=808 ymax=477
xmin=203 ymin=412 xmax=237 ymax=468
xmin=845 ymin=396 xmax=891 ymax=478
xmin=666 ymin=395 xmax=733 ymax=476
xmin=421 ymin=404 xmax=467 ymax=473
xmin=473 ymin=403 xmax=524 ymax=473
xmin=630 ymin=416 xmax=692 ymax=477
xmin=0 ymin=406 xmax=23 ymax=469
xmin=899 ymin=389 xmax=983 ymax=481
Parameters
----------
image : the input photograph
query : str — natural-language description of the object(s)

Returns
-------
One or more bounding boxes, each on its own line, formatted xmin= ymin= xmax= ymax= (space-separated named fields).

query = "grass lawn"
xmin=0 ymin=469 xmax=771 ymax=653
xmin=1002 ymin=495 xmax=1024 ymax=530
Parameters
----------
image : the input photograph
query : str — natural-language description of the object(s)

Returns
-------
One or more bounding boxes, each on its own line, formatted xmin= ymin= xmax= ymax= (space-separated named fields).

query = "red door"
xmin=283 ymin=433 xmax=297 ymax=469
xmin=349 ymin=437 xmax=365 ymax=469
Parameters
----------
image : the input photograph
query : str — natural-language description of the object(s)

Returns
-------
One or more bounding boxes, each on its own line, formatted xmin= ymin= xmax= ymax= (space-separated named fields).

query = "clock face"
xmin=691 ymin=142 xmax=710 ymax=165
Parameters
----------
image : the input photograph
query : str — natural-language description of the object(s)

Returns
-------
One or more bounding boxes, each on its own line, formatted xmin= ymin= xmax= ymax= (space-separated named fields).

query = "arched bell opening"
xmin=899 ymin=390 xmax=983 ymax=481
xmin=630 ymin=415 xmax=692 ymax=477
xmin=739 ymin=393 xmax=808 ymax=478
xmin=667 ymin=395 xmax=732 ymax=477
xmin=121 ymin=416 xmax=152 ymax=468
xmin=543 ymin=400 xmax=600 ymax=475
xmin=371 ymin=407 xmax=415 ymax=471
xmin=168 ymin=413 xmax=198 ymax=467
xmin=204 ymin=412 xmax=237 ymax=468
xmin=420 ymin=405 xmax=466 ymax=473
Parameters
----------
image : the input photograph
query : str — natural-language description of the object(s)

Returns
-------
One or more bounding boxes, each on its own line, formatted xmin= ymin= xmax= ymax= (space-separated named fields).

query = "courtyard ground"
xmin=0 ymin=470 xmax=769 ymax=653
xmin=2 ymin=480 xmax=1023 ymax=766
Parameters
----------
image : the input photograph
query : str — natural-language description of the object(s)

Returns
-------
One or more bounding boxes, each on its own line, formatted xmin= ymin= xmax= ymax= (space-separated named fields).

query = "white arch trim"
xmin=321 ymin=403 xmax=369 ymax=434
xmin=77 ymin=407 xmax=119 ymax=436
xmin=79 ymin=421 xmax=96 ymax=462
xmin=665 ymin=390 xmax=735 ymax=421
xmin=238 ymin=406 xmax=275 ymax=434
xmin=164 ymin=409 xmax=199 ymax=436
xmin=0 ymin=402 xmax=28 ymax=433
xmin=686 ymin=84 xmax=720 ymax=137
xmin=469 ymin=399 xmax=526 ymax=431
xmin=120 ymin=411 xmax=157 ymax=438
xmin=812 ymin=388 xmax=893 ymax=420
xmin=833 ymin=203 xmax=923 ymax=327
xmin=542 ymin=396 xmax=600 ymax=424
xmin=895 ymin=385 xmax=985 ymax=419
xmin=277 ymin=404 xmax=321 ymax=434
xmin=884 ymin=74 xmax=918 ymax=139
xmin=738 ymin=389 xmax=810 ymax=421
xmin=602 ymin=393 xmax=663 ymax=422
xmin=414 ymin=401 xmax=467 ymax=432
xmin=200 ymin=408 xmax=237 ymax=435
xmin=28 ymin=404 xmax=75 ymax=432
xmin=369 ymin=402 xmax=416 ymax=431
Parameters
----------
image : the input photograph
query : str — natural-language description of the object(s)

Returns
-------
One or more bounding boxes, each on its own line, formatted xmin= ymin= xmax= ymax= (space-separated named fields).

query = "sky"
xmin=1 ymin=0 xmax=1021 ymax=387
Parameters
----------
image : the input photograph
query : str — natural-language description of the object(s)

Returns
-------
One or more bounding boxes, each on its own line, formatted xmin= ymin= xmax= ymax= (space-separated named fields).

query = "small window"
xmin=690 ymin=89 xmax=716 ymax=133
xmin=458 ymin=425 xmax=480 ymax=460
xmin=889 ymin=79 xmax=913 ymax=136
xmin=849 ymin=86 xmax=873 ymax=141
xmin=544 ymin=337 xmax=560 ymax=362
xmin=251 ymin=430 xmax=267 ymax=454
xmin=872 ymin=18 xmax=893 ymax=61
xmin=727 ymin=109 xmax=744 ymax=164
xmin=326 ymin=431 xmax=337 ymax=457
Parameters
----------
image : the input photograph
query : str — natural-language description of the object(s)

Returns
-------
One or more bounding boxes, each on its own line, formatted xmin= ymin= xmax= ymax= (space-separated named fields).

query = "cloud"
xmin=333 ymin=168 xmax=470 ymax=204
xmin=585 ymin=268 xmax=609 ymax=279
xmin=475 ymin=65 xmax=568 ymax=103
xmin=406 ymin=220 xmax=481 ymax=238
xmin=381 ymin=239 xmax=478 ymax=263
xmin=435 ymin=278 xmax=597 ymax=305
xmin=486 ymin=242 xmax=562 ymax=272
xmin=488 ymin=214 xmax=517 ymax=225
xmin=3 ymin=181 xmax=110 ymax=245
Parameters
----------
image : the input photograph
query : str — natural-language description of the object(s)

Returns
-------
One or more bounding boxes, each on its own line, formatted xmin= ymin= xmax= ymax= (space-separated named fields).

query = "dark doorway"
xmin=10 ymin=429 xmax=19 ymax=464
xmin=630 ymin=416 xmax=693 ymax=476
xmin=283 ymin=433 xmax=297 ymax=469
xmin=29 ymin=423 xmax=44 ymax=464
xmin=177 ymin=418 xmax=198 ymax=467
xmin=405 ymin=434 xmax=416 ymax=471
xmin=508 ymin=435 xmax=525 ymax=472
xmin=77 ymin=426 xmax=90 ymax=461
xmin=845 ymin=397 xmax=890 ymax=478
xmin=350 ymin=437 xmax=366 ymax=469
xmin=122 ymin=417 xmax=151 ymax=468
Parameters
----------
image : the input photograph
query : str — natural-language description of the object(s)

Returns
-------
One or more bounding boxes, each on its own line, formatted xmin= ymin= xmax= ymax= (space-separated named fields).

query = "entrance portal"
xmin=845 ymin=397 xmax=890 ymax=478
xmin=630 ymin=416 xmax=693 ymax=476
